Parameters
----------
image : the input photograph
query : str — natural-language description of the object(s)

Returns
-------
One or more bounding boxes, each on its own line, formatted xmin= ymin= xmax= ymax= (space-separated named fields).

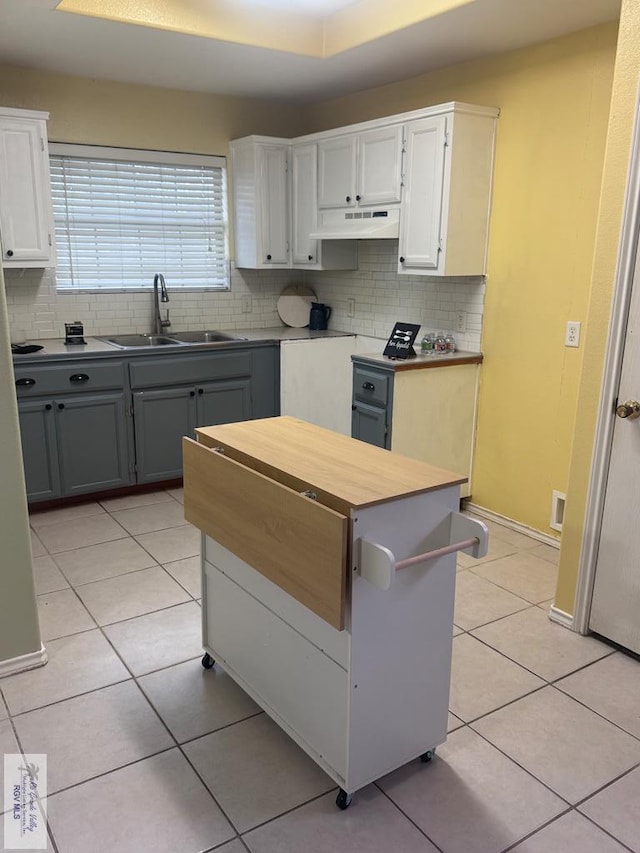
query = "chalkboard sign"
xmin=383 ymin=322 xmax=421 ymax=359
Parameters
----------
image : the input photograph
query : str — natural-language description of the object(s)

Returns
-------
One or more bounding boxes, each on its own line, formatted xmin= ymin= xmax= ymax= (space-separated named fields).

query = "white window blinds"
xmin=49 ymin=146 xmax=229 ymax=291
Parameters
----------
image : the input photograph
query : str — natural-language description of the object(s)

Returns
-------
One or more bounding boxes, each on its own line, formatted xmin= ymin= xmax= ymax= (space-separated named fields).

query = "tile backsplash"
xmin=5 ymin=241 xmax=484 ymax=349
xmin=5 ymin=266 xmax=299 ymax=342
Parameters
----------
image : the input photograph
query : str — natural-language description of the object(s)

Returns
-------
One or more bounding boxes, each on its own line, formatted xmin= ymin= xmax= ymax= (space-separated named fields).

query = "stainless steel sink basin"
xmin=100 ymin=330 xmax=249 ymax=349
xmin=100 ymin=334 xmax=186 ymax=349
xmin=169 ymin=330 xmax=249 ymax=343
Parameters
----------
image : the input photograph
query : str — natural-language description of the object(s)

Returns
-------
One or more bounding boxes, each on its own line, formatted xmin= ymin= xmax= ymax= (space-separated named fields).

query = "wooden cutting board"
xmin=277 ymin=284 xmax=317 ymax=327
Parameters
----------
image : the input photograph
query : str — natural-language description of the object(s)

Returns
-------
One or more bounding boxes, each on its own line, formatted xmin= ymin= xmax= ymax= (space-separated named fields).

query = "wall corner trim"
xmin=0 ymin=644 xmax=48 ymax=678
xmin=548 ymin=605 xmax=574 ymax=631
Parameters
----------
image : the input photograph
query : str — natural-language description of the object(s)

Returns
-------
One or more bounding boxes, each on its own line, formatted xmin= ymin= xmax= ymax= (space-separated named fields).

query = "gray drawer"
xmin=15 ymin=361 xmax=126 ymax=397
xmin=129 ymin=350 xmax=252 ymax=389
xmin=353 ymin=367 xmax=389 ymax=407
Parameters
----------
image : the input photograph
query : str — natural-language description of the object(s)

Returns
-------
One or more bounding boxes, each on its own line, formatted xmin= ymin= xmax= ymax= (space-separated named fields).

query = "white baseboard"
xmin=0 ymin=644 xmax=47 ymax=678
xmin=464 ymin=502 xmax=561 ymax=548
xmin=548 ymin=605 xmax=574 ymax=630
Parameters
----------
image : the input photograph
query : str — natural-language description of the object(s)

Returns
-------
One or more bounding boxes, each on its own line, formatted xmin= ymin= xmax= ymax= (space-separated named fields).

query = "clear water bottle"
xmin=420 ymin=332 xmax=435 ymax=355
xmin=434 ymin=332 xmax=447 ymax=354
xmin=445 ymin=332 xmax=456 ymax=352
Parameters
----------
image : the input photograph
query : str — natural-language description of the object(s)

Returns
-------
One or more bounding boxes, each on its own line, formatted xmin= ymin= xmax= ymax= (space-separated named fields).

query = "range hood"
xmin=310 ymin=208 xmax=400 ymax=240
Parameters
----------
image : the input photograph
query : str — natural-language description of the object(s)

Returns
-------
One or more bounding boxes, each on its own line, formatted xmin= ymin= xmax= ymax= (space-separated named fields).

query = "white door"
xmin=258 ymin=144 xmax=289 ymax=265
xmin=291 ymin=143 xmax=318 ymax=265
xmin=589 ymin=229 xmax=640 ymax=653
xmin=357 ymin=125 xmax=403 ymax=206
xmin=398 ymin=116 xmax=447 ymax=271
xmin=318 ymin=135 xmax=357 ymax=209
xmin=0 ymin=117 xmax=53 ymax=265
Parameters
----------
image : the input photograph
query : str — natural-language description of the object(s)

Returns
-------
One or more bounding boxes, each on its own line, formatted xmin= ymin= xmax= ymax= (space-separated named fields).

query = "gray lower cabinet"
xmin=351 ymin=400 xmax=389 ymax=449
xmin=16 ymin=344 xmax=279 ymax=501
xmin=56 ymin=392 xmax=132 ymax=496
xmin=351 ymin=363 xmax=391 ymax=449
xmin=17 ymin=400 xmax=61 ymax=502
xmin=133 ymin=386 xmax=197 ymax=483
xmin=133 ymin=378 xmax=253 ymax=483
xmin=17 ymin=393 xmax=133 ymax=501
xmin=15 ymin=359 xmax=133 ymax=503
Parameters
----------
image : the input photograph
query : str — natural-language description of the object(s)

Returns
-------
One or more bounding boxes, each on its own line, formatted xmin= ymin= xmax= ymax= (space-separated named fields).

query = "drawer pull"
xmin=69 ymin=373 xmax=89 ymax=383
xmin=362 ymin=382 xmax=375 ymax=391
xmin=301 ymin=490 xmax=317 ymax=501
xmin=16 ymin=377 xmax=36 ymax=387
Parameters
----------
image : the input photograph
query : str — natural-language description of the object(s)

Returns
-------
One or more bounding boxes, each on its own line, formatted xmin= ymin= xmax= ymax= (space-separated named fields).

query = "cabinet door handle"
xmin=198 ymin=388 xmax=204 ymax=395
xmin=16 ymin=377 xmax=36 ymax=387
xmin=346 ymin=195 xmax=351 ymax=203
xmin=189 ymin=390 xmax=196 ymax=397
xmin=6 ymin=249 xmax=14 ymax=257
xmin=45 ymin=403 xmax=52 ymax=411
xmin=399 ymin=256 xmax=405 ymax=263
xmin=266 ymin=254 xmax=272 ymax=261
xmin=58 ymin=403 xmax=65 ymax=410
xmin=362 ymin=382 xmax=375 ymax=391
xmin=308 ymin=255 xmax=313 ymax=261
xmin=69 ymin=373 xmax=89 ymax=383
xmin=356 ymin=194 xmax=361 ymax=202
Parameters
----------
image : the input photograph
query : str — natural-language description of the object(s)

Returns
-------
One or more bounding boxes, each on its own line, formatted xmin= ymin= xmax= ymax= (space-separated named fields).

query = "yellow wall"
xmin=306 ymin=24 xmax=618 ymax=536
xmin=556 ymin=0 xmax=640 ymax=613
xmin=0 ymin=64 xmax=304 ymax=154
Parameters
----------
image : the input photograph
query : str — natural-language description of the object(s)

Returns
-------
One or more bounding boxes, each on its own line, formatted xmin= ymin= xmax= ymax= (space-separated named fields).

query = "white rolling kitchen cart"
xmin=183 ymin=416 xmax=487 ymax=809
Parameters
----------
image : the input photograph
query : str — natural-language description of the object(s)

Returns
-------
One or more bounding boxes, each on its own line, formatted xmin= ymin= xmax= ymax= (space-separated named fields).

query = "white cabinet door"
xmin=318 ymin=135 xmax=357 ymax=209
xmin=398 ymin=116 xmax=447 ymax=272
xmin=291 ymin=143 xmax=318 ymax=265
xmin=258 ymin=144 xmax=289 ymax=265
xmin=0 ymin=116 xmax=54 ymax=267
xmin=357 ymin=125 xmax=403 ymax=206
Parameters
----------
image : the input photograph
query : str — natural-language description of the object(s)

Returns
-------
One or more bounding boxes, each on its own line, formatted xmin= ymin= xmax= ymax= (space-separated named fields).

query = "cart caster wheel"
xmin=336 ymin=788 xmax=353 ymax=810
xmin=201 ymin=653 xmax=215 ymax=670
xmin=420 ymin=748 xmax=436 ymax=763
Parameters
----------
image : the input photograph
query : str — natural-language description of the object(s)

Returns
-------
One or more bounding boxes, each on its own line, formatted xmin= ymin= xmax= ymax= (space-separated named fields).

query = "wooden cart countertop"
xmin=195 ymin=416 xmax=465 ymax=513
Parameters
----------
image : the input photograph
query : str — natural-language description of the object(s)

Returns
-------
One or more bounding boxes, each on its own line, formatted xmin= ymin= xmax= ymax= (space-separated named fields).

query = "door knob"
xmin=616 ymin=400 xmax=640 ymax=420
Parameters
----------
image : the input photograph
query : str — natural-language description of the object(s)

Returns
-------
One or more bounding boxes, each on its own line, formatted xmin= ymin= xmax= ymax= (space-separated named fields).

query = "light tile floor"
xmin=1 ymin=492 xmax=639 ymax=852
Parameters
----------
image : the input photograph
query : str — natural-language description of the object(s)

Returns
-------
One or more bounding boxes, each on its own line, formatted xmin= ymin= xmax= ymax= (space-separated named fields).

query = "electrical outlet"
xmin=565 ymin=321 xmax=581 ymax=348
xmin=455 ymin=311 xmax=467 ymax=334
xmin=241 ymin=295 xmax=252 ymax=314
xmin=347 ymin=298 xmax=356 ymax=318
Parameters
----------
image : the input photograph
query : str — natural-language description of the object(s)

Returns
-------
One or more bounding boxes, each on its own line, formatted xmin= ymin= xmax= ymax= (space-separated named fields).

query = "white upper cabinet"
xmin=398 ymin=106 xmax=497 ymax=277
xmin=231 ymin=103 xmax=497 ymax=275
xmin=398 ymin=117 xmax=447 ymax=272
xmin=291 ymin=142 xmax=358 ymax=271
xmin=357 ymin=126 xmax=403 ymax=207
xmin=318 ymin=135 xmax=357 ymax=209
xmin=231 ymin=136 xmax=290 ymax=269
xmin=0 ymin=108 xmax=55 ymax=268
xmin=292 ymin=142 xmax=319 ymax=265
xmin=318 ymin=126 xmax=403 ymax=210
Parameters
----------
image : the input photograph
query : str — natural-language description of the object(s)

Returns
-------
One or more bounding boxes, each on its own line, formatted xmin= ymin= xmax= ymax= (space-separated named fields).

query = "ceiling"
xmin=0 ymin=0 xmax=622 ymax=104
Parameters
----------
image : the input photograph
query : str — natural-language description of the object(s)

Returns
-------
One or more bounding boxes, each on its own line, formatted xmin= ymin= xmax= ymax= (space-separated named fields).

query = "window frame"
xmin=49 ymin=142 xmax=230 ymax=294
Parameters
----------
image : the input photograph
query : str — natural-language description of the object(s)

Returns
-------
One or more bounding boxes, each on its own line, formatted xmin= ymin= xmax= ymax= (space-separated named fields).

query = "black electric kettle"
xmin=309 ymin=302 xmax=332 ymax=330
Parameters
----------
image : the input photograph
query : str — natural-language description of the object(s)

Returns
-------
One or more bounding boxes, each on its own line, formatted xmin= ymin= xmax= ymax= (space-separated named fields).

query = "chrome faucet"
xmin=153 ymin=273 xmax=170 ymax=336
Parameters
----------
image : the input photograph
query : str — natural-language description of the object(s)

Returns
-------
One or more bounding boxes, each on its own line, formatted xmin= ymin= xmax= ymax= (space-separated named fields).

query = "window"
xmin=49 ymin=144 xmax=229 ymax=291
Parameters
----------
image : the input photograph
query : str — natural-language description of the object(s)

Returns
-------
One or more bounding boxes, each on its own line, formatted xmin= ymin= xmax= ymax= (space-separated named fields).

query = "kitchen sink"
xmin=169 ymin=330 xmax=249 ymax=343
xmin=100 ymin=334 xmax=186 ymax=349
xmin=100 ymin=330 xmax=249 ymax=349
